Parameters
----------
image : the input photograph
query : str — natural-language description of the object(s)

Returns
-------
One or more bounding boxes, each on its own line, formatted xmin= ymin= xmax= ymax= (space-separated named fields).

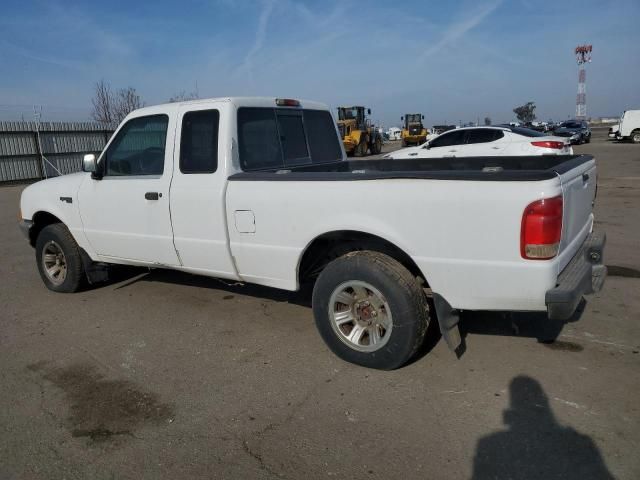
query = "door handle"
xmin=408 ymin=152 xmax=418 ymax=156
xmin=145 ymin=192 xmax=161 ymax=200
xmin=582 ymin=173 xmax=590 ymax=182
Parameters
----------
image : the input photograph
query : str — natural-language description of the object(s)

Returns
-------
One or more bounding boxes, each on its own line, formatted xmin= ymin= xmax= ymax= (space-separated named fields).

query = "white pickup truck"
xmin=19 ymin=97 xmax=606 ymax=369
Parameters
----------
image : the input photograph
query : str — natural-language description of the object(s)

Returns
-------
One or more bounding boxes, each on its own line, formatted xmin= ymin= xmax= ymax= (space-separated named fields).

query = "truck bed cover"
xmin=229 ymin=154 xmax=593 ymax=182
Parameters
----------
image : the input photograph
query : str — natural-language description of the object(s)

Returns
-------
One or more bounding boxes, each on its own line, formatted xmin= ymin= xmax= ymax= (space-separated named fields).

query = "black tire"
xmin=35 ymin=223 xmax=85 ymax=293
xmin=312 ymin=251 xmax=430 ymax=370
xmin=631 ymin=130 xmax=640 ymax=144
xmin=372 ymin=137 xmax=382 ymax=155
xmin=354 ymin=139 xmax=368 ymax=157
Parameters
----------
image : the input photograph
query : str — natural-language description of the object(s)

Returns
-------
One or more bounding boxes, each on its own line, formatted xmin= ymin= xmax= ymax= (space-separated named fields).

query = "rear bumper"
xmin=546 ymin=231 xmax=606 ymax=320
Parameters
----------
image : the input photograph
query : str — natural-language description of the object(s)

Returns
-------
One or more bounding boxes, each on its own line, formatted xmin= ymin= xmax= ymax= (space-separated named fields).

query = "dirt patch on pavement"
xmin=28 ymin=362 xmax=174 ymax=443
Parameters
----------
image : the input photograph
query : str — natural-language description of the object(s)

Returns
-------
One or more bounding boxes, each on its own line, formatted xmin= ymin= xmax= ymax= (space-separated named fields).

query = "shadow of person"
xmin=471 ymin=376 xmax=614 ymax=480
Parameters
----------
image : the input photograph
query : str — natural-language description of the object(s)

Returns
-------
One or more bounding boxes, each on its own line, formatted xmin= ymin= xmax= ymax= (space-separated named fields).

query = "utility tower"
xmin=575 ymin=44 xmax=592 ymax=120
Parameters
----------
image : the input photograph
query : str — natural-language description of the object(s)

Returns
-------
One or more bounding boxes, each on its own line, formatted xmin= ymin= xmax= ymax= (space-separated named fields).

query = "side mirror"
xmin=367 ymin=109 xmax=371 ymax=115
xmin=422 ymin=115 xmax=425 ymax=120
xmin=83 ymin=153 xmax=103 ymax=180
xmin=82 ymin=154 xmax=96 ymax=173
xmin=401 ymin=116 xmax=404 ymax=121
xmin=424 ymin=142 xmax=432 ymax=149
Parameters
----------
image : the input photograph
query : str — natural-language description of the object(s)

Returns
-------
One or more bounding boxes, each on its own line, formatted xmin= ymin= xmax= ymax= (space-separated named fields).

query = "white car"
xmin=385 ymin=126 xmax=573 ymax=159
xmin=608 ymin=124 xmax=619 ymax=139
xmin=19 ymin=97 xmax=604 ymax=370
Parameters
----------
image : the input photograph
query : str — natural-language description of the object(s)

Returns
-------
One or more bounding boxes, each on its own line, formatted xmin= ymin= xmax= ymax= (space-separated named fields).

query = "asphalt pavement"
xmin=0 ymin=128 xmax=638 ymax=479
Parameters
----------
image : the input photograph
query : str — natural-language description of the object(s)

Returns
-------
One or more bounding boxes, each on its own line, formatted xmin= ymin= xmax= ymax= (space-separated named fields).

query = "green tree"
xmin=513 ymin=102 xmax=536 ymax=123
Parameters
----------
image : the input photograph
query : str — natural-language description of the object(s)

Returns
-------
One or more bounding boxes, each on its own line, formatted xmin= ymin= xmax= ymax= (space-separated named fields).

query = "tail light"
xmin=531 ymin=141 xmax=566 ymax=150
xmin=276 ymin=98 xmax=300 ymax=107
xmin=521 ymin=196 xmax=563 ymax=259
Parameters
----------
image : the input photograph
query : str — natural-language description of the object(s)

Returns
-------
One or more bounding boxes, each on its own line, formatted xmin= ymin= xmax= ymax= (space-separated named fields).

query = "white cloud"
xmin=420 ymin=0 xmax=502 ymax=60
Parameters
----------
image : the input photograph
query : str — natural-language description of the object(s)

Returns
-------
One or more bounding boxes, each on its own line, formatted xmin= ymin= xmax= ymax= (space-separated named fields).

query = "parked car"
xmin=617 ymin=110 xmax=640 ymax=143
xmin=383 ymin=126 xmax=573 ymax=159
xmin=19 ymin=97 xmax=605 ymax=370
xmin=553 ymin=120 xmax=591 ymax=144
xmin=608 ymin=124 xmax=620 ymax=139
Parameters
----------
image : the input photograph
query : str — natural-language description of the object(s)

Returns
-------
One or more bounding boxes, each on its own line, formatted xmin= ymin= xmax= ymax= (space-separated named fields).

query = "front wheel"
xmin=35 ymin=224 xmax=85 ymax=293
xmin=312 ymin=251 xmax=430 ymax=370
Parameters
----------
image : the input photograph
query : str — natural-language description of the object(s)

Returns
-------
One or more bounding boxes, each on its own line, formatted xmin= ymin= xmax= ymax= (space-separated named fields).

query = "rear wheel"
xmin=312 ymin=251 xmax=430 ymax=370
xmin=371 ymin=137 xmax=382 ymax=155
xmin=631 ymin=130 xmax=640 ymax=144
xmin=35 ymin=224 xmax=84 ymax=293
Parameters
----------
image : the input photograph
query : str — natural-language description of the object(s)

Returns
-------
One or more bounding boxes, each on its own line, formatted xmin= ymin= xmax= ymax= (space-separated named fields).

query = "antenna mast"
xmin=575 ymin=44 xmax=592 ymax=120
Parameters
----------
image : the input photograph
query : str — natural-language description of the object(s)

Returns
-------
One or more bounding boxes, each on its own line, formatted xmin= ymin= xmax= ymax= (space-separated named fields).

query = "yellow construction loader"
xmin=401 ymin=113 xmax=428 ymax=146
xmin=337 ymin=106 xmax=383 ymax=156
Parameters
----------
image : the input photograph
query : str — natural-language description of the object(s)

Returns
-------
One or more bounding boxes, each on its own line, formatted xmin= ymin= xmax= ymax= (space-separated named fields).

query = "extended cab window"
xmin=180 ymin=110 xmax=219 ymax=173
xmin=238 ymin=107 xmax=341 ymax=171
xmin=104 ymin=115 xmax=168 ymax=176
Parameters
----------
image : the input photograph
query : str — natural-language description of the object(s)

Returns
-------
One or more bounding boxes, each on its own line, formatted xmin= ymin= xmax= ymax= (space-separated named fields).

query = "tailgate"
xmin=557 ymin=158 xmax=597 ymax=268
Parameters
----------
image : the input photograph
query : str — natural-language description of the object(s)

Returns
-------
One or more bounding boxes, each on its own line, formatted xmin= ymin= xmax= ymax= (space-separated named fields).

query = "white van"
xmin=618 ymin=110 xmax=640 ymax=143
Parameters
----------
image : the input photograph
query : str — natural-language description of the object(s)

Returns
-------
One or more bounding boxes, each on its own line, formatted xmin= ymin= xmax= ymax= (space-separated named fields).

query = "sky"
xmin=0 ymin=0 xmax=639 ymax=127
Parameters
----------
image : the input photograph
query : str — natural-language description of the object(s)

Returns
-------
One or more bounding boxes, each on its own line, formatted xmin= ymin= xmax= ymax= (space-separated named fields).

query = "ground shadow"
xmin=108 ymin=266 xmax=311 ymax=307
xmin=471 ymin=375 xmax=614 ymax=479
xmin=99 ymin=267 xmax=582 ymax=356
xmin=459 ymin=300 xmax=586 ymax=345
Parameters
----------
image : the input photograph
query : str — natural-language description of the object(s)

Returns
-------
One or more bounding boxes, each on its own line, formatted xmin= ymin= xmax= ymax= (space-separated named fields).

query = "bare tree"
xmin=113 ymin=87 xmax=143 ymax=123
xmin=90 ymin=80 xmax=114 ymax=125
xmin=91 ymin=81 xmax=144 ymax=125
xmin=168 ymin=90 xmax=199 ymax=103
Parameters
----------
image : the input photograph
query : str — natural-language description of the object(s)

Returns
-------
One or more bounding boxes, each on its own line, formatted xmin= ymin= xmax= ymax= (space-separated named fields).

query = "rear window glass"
xmin=303 ymin=110 xmax=342 ymax=163
xmin=238 ymin=107 xmax=341 ymax=171
xmin=277 ymin=114 xmax=310 ymax=164
xmin=509 ymin=126 xmax=546 ymax=137
xmin=238 ymin=108 xmax=283 ymax=170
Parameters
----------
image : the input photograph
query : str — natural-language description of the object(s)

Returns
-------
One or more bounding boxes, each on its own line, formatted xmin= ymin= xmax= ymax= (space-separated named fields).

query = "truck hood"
xmin=20 ymin=172 xmax=87 ymax=220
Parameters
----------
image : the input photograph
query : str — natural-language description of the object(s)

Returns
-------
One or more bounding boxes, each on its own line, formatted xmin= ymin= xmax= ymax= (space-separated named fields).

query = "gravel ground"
xmin=0 ymin=128 xmax=638 ymax=479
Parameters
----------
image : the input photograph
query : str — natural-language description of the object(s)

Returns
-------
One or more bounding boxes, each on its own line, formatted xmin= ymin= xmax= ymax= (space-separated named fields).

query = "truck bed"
xmin=228 ymin=154 xmax=592 ymax=182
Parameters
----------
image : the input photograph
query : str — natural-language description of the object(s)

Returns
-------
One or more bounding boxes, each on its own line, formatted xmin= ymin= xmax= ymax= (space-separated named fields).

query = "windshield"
xmin=338 ymin=108 xmax=359 ymax=121
xmin=406 ymin=114 xmax=421 ymax=123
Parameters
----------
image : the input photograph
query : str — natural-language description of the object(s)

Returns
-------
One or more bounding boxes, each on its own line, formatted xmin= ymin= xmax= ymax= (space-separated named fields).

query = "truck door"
xmin=169 ymin=104 xmax=239 ymax=278
xmin=77 ymin=113 xmax=180 ymax=266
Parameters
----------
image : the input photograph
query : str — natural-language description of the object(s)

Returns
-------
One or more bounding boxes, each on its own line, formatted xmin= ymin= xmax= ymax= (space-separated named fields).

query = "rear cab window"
xmin=238 ymin=107 xmax=342 ymax=171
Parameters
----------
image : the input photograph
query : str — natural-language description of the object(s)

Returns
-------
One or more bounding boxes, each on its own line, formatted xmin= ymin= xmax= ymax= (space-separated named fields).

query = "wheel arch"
xmin=29 ymin=211 xmax=64 ymax=247
xmin=297 ymin=230 xmax=428 ymax=288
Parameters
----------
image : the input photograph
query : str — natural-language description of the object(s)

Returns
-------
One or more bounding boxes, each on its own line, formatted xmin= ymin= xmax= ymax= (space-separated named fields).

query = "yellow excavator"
xmin=401 ymin=113 xmax=428 ymax=147
xmin=337 ymin=106 xmax=383 ymax=156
